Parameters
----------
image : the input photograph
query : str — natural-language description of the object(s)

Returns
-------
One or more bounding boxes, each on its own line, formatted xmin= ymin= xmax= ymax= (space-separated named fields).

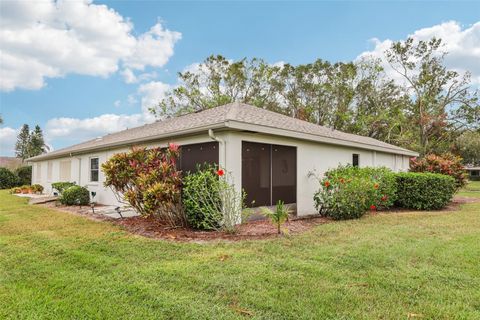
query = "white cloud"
xmin=123 ymin=22 xmax=181 ymax=71
xmin=0 ymin=127 xmax=17 ymax=156
xmin=0 ymin=0 xmax=181 ymax=91
xmin=121 ymin=68 xmax=158 ymax=84
xmin=41 ymin=80 xmax=171 ymax=147
xmin=45 ymin=113 xmax=146 ymax=142
xmin=137 ymin=81 xmax=171 ymax=119
xmin=357 ymin=21 xmax=480 ymax=85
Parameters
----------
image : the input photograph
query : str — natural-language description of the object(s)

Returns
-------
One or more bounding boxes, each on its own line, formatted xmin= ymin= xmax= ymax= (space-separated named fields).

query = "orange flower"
xmin=217 ymin=169 xmax=225 ymax=176
xmin=370 ymin=205 xmax=377 ymax=210
xmin=339 ymin=178 xmax=345 ymax=184
xmin=381 ymin=195 xmax=388 ymax=201
xmin=324 ymin=180 xmax=330 ymax=188
xmin=374 ymin=183 xmax=379 ymax=189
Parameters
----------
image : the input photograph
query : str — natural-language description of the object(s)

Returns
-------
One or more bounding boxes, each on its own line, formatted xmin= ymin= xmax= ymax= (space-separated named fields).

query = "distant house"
xmin=465 ymin=167 xmax=480 ymax=181
xmin=28 ymin=103 xmax=418 ymax=216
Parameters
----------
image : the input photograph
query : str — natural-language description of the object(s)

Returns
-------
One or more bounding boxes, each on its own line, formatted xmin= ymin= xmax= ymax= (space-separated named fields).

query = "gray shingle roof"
xmin=29 ymin=102 xmax=417 ymax=161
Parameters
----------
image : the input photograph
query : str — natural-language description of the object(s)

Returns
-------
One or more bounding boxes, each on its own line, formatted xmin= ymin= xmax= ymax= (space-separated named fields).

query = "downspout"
xmin=208 ymin=129 xmax=226 ymax=169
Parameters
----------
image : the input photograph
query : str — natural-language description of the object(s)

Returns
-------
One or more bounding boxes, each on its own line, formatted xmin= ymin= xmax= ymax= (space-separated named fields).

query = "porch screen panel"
xmin=180 ymin=142 xmax=219 ymax=174
xmin=59 ymin=160 xmax=71 ymax=182
xmin=272 ymin=145 xmax=296 ymax=204
xmin=242 ymin=142 xmax=271 ymax=207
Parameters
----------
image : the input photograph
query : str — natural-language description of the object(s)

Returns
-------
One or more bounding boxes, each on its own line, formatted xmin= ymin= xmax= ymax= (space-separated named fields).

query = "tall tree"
xmin=15 ymin=124 xmax=30 ymax=160
xmin=29 ymin=125 xmax=49 ymax=156
xmin=385 ymin=37 xmax=479 ymax=155
xmin=14 ymin=124 xmax=49 ymax=160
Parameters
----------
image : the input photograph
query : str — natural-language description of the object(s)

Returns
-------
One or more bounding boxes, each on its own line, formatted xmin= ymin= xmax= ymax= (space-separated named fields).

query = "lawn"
xmin=0 ymin=187 xmax=479 ymax=319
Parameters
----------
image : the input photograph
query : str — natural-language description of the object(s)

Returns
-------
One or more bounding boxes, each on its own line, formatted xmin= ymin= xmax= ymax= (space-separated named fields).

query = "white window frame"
xmin=89 ymin=157 xmax=100 ymax=183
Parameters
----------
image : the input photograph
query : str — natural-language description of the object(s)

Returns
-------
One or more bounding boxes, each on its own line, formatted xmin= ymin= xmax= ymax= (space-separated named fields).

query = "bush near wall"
xmin=395 ymin=172 xmax=456 ymax=210
xmin=51 ymin=182 xmax=76 ymax=194
xmin=312 ymin=166 xmax=397 ymax=220
xmin=182 ymin=165 xmax=223 ymax=230
xmin=410 ymin=153 xmax=468 ymax=189
xmin=59 ymin=186 xmax=90 ymax=206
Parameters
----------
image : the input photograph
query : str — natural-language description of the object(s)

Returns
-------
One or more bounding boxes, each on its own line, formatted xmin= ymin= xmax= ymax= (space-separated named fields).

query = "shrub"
xmin=311 ymin=165 xmax=397 ymax=220
xmin=182 ymin=165 xmax=246 ymax=232
xmin=322 ymin=166 xmax=397 ymax=209
xmin=19 ymin=185 xmax=33 ymax=194
xmin=102 ymin=144 xmax=184 ymax=226
xmin=410 ymin=153 xmax=468 ymax=189
xmin=60 ymin=186 xmax=90 ymax=206
xmin=31 ymin=184 xmax=44 ymax=193
xmin=15 ymin=166 xmax=32 ymax=185
xmin=395 ymin=172 xmax=456 ymax=210
xmin=10 ymin=187 xmax=22 ymax=194
xmin=0 ymin=167 xmax=19 ymax=189
xmin=51 ymin=182 xmax=76 ymax=194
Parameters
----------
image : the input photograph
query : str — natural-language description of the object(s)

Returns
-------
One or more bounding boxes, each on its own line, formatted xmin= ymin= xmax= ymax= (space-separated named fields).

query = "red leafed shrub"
xmin=409 ymin=153 xmax=467 ymax=189
xmin=102 ymin=144 xmax=185 ymax=226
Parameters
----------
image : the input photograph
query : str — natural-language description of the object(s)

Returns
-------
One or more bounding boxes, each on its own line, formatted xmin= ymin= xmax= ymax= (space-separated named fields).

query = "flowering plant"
xmin=410 ymin=153 xmax=467 ymax=189
xmin=311 ymin=165 xmax=397 ymax=220
xmin=102 ymin=144 xmax=185 ymax=227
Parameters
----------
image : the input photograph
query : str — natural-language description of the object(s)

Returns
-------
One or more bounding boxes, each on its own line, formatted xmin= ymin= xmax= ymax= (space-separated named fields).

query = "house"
xmin=28 ymin=102 xmax=418 ymax=216
xmin=465 ymin=166 xmax=480 ymax=181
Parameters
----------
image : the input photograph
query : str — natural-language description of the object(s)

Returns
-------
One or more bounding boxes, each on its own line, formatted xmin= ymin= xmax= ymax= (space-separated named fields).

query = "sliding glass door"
xmin=242 ymin=141 xmax=296 ymax=207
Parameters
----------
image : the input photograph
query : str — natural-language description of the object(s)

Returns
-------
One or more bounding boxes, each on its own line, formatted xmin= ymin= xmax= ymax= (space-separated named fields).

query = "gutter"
xmin=208 ymin=129 xmax=226 ymax=168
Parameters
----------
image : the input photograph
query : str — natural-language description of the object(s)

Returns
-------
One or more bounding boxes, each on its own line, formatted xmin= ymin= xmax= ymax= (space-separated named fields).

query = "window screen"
xmin=272 ymin=145 xmax=296 ymax=204
xmin=352 ymin=154 xmax=359 ymax=167
xmin=180 ymin=142 xmax=219 ymax=174
xmin=36 ymin=163 xmax=42 ymax=181
xmin=242 ymin=142 xmax=271 ymax=207
xmin=47 ymin=162 xmax=53 ymax=181
xmin=242 ymin=141 xmax=297 ymax=207
xmin=59 ymin=160 xmax=71 ymax=181
xmin=90 ymin=158 xmax=99 ymax=182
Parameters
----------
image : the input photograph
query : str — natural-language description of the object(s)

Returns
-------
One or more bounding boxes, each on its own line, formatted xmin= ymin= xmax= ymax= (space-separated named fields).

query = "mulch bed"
xmin=38 ymin=195 xmax=478 ymax=242
xmin=114 ymin=215 xmax=330 ymax=242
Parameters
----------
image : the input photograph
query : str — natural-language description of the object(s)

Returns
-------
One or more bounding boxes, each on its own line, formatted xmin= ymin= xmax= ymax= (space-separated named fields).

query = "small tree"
xmin=102 ymin=144 xmax=184 ymax=227
xmin=261 ymin=200 xmax=290 ymax=235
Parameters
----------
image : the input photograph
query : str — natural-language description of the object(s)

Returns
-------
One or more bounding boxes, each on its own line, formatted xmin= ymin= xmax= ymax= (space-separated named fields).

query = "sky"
xmin=1 ymin=0 xmax=479 ymax=156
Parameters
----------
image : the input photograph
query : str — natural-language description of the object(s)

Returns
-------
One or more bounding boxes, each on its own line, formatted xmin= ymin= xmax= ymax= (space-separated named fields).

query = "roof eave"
xmin=27 ymin=122 xmax=227 ymax=162
xmin=225 ymin=120 xmax=419 ymax=157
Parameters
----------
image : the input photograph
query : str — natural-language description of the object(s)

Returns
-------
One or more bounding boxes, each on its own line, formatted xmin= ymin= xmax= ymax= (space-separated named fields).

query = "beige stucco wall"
xmin=222 ymin=131 xmax=409 ymax=217
xmin=31 ymin=130 xmax=410 ymax=217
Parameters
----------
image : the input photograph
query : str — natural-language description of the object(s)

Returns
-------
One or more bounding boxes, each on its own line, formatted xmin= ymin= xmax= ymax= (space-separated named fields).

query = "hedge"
xmin=395 ymin=172 xmax=456 ymax=210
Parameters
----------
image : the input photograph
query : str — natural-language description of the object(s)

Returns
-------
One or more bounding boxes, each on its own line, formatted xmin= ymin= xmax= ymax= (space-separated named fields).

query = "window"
xmin=352 ymin=154 xmax=359 ymax=167
xmin=90 ymin=158 xmax=99 ymax=182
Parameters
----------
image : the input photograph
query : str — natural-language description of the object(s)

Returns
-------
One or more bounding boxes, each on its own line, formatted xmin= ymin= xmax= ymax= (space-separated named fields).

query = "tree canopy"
xmin=14 ymin=124 xmax=49 ymax=160
xmin=151 ymin=37 xmax=479 ymax=156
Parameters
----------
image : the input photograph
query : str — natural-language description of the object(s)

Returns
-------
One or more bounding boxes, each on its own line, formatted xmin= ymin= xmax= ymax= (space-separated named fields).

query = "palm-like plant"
xmin=261 ymin=200 xmax=290 ymax=234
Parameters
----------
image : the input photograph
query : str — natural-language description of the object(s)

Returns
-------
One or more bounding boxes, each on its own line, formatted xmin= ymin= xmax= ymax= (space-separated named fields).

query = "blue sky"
xmin=1 ymin=1 xmax=479 ymax=156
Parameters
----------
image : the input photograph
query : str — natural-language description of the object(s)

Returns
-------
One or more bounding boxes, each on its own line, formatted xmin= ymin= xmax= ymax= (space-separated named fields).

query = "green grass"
xmin=1 ymin=190 xmax=479 ymax=319
xmin=458 ymin=180 xmax=480 ymax=198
